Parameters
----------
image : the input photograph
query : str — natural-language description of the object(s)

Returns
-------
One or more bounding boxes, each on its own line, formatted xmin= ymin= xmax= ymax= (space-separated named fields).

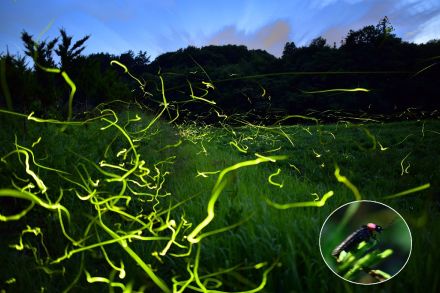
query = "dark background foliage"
xmin=1 ymin=17 xmax=439 ymax=120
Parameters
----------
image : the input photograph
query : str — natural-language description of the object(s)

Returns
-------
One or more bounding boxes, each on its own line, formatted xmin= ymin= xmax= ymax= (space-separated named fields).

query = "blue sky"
xmin=1 ymin=0 xmax=439 ymax=60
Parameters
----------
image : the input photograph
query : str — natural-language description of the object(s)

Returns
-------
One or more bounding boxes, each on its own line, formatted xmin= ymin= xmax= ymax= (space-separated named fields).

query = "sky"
xmin=1 ymin=0 xmax=439 ymax=61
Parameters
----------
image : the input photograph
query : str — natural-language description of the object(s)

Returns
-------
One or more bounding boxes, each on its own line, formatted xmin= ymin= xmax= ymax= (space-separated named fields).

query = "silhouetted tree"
xmin=282 ymin=42 xmax=297 ymax=59
xmin=342 ymin=16 xmax=399 ymax=49
xmin=21 ymin=31 xmax=58 ymax=69
xmin=0 ymin=51 xmax=43 ymax=113
xmin=310 ymin=36 xmax=328 ymax=49
xmin=20 ymin=31 xmax=61 ymax=111
xmin=55 ymin=28 xmax=90 ymax=72
xmin=7 ymin=16 xmax=440 ymax=119
xmin=376 ymin=16 xmax=394 ymax=36
xmin=118 ymin=50 xmax=150 ymax=76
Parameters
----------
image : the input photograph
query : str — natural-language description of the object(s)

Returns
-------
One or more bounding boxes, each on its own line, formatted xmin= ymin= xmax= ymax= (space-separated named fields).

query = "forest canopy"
xmin=0 ymin=16 xmax=439 ymax=121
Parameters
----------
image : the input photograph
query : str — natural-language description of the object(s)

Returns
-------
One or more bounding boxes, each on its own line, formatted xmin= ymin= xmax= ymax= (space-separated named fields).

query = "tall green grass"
xmin=1 ymin=104 xmax=438 ymax=292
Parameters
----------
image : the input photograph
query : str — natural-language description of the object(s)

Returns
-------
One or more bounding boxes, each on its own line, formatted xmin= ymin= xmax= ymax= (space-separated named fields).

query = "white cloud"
xmin=309 ymin=0 xmax=363 ymax=9
xmin=411 ymin=14 xmax=440 ymax=43
xmin=309 ymin=0 xmax=338 ymax=9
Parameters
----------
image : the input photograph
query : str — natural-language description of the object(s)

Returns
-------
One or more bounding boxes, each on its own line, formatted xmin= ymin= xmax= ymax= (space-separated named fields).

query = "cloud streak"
xmin=206 ymin=20 xmax=291 ymax=57
xmin=320 ymin=0 xmax=440 ymax=46
xmin=0 ymin=0 xmax=439 ymax=59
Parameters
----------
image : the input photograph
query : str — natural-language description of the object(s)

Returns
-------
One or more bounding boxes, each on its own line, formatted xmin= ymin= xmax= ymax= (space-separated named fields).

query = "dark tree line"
xmin=0 ymin=17 xmax=439 ymax=120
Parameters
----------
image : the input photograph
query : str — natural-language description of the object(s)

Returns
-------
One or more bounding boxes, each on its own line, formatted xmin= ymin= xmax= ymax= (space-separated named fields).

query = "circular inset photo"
xmin=319 ymin=200 xmax=412 ymax=285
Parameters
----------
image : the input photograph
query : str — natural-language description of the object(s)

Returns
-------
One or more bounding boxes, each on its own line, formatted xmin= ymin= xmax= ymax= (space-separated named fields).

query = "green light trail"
xmin=265 ymin=191 xmax=334 ymax=209
xmin=334 ymin=165 xmax=362 ymax=200
xmin=0 ymin=57 xmax=435 ymax=292
xmin=383 ymin=183 xmax=431 ymax=199
xmin=187 ymin=154 xmax=287 ymax=244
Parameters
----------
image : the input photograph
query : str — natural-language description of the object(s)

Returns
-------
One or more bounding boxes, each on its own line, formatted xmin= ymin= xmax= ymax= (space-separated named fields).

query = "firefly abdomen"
xmin=332 ymin=223 xmax=383 ymax=258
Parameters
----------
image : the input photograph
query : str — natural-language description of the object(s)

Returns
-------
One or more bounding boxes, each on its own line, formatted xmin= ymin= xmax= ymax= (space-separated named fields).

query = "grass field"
xmin=0 ymin=105 xmax=439 ymax=292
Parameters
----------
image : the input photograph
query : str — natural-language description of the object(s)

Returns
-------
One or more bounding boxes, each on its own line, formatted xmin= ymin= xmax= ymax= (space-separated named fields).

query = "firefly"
xmin=332 ymin=223 xmax=383 ymax=258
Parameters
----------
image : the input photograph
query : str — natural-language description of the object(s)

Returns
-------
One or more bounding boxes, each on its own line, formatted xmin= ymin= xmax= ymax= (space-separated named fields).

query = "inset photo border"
xmin=319 ymin=200 xmax=412 ymax=285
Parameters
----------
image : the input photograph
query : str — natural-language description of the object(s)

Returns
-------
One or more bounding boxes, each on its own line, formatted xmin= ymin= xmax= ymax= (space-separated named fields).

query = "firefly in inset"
xmin=332 ymin=223 xmax=383 ymax=258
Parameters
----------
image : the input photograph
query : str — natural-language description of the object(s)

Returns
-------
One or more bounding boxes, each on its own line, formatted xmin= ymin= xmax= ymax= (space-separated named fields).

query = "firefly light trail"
xmin=0 ymin=58 xmax=435 ymax=292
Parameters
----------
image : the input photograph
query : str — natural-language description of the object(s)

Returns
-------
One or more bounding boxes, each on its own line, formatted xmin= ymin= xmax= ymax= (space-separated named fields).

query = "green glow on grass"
xmin=0 ymin=56 xmax=435 ymax=292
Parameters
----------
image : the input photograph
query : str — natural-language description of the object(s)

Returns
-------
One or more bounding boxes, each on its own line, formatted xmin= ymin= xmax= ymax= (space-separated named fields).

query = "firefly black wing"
xmin=331 ymin=225 xmax=373 ymax=257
